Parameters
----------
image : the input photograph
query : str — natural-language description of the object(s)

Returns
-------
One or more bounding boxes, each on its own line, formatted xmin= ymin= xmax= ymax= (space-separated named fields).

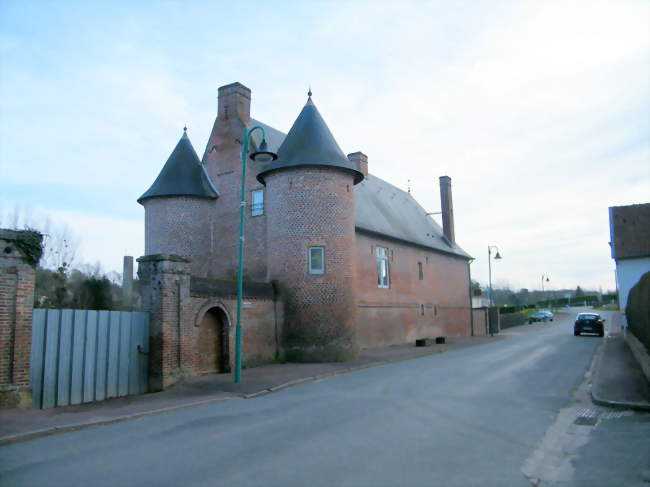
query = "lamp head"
xmin=250 ymin=139 xmax=277 ymax=163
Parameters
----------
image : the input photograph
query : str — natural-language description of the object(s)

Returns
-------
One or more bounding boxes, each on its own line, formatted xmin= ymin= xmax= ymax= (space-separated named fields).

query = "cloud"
xmin=0 ymin=0 xmax=647 ymax=293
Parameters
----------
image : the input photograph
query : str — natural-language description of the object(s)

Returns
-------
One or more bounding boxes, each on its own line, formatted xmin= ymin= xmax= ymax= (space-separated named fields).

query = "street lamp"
xmin=487 ymin=245 xmax=502 ymax=307
xmin=541 ymin=273 xmax=550 ymax=309
xmin=234 ymin=127 xmax=277 ymax=384
xmin=487 ymin=245 xmax=502 ymax=337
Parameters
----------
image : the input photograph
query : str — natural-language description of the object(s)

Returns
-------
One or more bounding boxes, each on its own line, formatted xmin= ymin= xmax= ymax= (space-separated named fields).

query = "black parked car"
xmin=574 ymin=313 xmax=605 ymax=337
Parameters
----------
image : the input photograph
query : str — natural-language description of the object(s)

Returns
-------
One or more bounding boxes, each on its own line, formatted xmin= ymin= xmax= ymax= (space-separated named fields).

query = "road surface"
xmin=1 ymin=308 xmax=648 ymax=486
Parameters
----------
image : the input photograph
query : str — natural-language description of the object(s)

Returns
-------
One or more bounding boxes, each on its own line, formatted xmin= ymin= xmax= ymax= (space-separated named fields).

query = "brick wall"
xmin=137 ymin=254 xmax=191 ymax=390
xmin=201 ymin=84 xmax=268 ymax=281
xmin=138 ymin=254 xmax=279 ymax=389
xmin=355 ymin=231 xmax=472 ymax=348
xmin=0 ymin=229 xmax=39 ymax=407
xmin=186 ymin=293 xmax=279 ymax=370
xmin=144 ymin=197 xmax=217 ymax=278
xmin=266 ymin=168 xmax=358 ymax=362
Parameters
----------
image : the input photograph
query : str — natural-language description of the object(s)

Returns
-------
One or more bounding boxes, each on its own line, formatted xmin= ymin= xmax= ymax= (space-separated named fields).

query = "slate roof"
xmin=251 ymin=116 xmax=470 ymax=260
xmin=139 ymin=130 xmax=219 ymax=204
xmin=355 ymin=175 xmax=471 ymax=259
xmin=609 ymin=203 xmax=650 ymax=260
xmin=257 ymin=97 xmax=364 ymax=185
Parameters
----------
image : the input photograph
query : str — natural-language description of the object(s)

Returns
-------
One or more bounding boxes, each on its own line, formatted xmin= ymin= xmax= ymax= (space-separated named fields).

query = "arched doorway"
xmin=197 ymin=307 xmax=230 ymax=374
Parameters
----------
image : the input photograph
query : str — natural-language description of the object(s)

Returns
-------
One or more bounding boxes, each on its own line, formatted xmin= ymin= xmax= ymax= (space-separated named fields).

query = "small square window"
xmin=251 ymin=189 xmax=264 ymax=216
xmin=309 ymin=247 xmax=325 ymax=275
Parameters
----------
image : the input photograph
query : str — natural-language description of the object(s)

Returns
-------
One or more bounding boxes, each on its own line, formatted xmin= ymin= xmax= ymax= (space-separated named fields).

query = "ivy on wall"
xmin=11 ymin=230 xmax=44 ymax=267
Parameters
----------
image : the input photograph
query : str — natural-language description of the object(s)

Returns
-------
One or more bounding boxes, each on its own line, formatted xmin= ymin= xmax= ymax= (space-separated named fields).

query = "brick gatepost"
xmin=265 ymin=168 xmax=358 ymax=362
xmin=0 ymin=229 xmax=41 ymax=407
xmin=137 ymin=254 xmax=191 ymax=391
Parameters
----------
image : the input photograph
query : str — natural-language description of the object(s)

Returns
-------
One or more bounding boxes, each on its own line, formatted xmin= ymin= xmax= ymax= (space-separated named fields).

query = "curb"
xmin=590 ymin=337 xmax=650 ymax=412
xmin=0 ymin=339 xmax=498 ymax=446
xmin=0 ymin=396 xmax=240 ymax=447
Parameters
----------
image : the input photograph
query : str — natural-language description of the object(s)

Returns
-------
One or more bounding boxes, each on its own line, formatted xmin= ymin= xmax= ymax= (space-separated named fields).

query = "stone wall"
xmin=0 ymin=229 xmax=40 ymax=407
xmin=355 ymin=231 xmax=472 ymax=348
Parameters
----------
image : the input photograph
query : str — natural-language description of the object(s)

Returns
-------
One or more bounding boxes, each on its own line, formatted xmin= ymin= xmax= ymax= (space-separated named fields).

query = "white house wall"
xmin=616 ymin=257 xmax=650 ymax=311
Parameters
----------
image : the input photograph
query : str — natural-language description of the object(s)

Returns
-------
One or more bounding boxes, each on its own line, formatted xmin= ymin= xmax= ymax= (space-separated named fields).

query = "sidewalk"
xmin=591 ymin=332 xmax=650 ymax=411
xmin=0 ymin=335 xmax=502 ymax=445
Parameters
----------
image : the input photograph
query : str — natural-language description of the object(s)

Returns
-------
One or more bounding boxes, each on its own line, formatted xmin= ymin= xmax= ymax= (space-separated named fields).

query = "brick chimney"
xmin=217 ymin=82 xmax=251 ymax=122
xmin=347 ymin=151 xmax=368 ymax=178
xmin=439 ymin=176 xmax=455 ymax=245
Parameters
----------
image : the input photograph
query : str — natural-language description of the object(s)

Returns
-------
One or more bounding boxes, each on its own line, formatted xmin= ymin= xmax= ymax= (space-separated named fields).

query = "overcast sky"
xmin=1 ymin=0 xmax=648 ymax=293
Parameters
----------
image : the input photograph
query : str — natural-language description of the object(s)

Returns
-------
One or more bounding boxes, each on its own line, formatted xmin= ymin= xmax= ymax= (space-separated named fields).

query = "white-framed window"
xmin=251 ymin=189 xmax=264 ymax=216
xmin=308 ymin=246 xmax=325 ymax=275
xmin=376 ymin=246 xmax=390 ymax=288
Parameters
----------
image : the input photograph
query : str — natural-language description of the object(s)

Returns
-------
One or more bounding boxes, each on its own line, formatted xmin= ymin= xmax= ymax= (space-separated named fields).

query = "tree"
xmin=471 ymin=280 xmax=482 ymax=296
xmin=575 ymin=286 xmax=584 ymax=297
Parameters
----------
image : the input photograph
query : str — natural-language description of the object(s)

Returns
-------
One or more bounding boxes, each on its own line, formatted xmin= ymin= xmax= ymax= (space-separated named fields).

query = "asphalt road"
xmin=1 ymin=309 xmax=648 ymax=487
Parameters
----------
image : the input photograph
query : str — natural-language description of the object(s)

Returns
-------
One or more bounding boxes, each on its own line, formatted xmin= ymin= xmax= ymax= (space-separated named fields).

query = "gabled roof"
xmin=139 ymin=130 xmax=219 ymax=204
xmin=355 ymin=175 xmax=471 ymax=259
xmin=609 ymin=203 xmax=650 ymax=260
xmin=257 ymin=97 xmax=364 ymax=185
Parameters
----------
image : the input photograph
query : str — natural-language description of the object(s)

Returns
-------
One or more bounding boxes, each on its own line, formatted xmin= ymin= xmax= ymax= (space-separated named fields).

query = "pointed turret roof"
xmin=257 ymin=95 xmax=364 ymax=185
xmin=138 ymin=129 xmax=219 ymax=204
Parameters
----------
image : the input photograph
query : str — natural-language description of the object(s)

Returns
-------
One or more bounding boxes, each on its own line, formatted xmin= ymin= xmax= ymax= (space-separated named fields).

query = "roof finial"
xmin=308 ymin=85 xmax=312 ymax=98
xmin=407 ymin=179 xmax=411 ymax=194
xmin=183 ymin=125 xmax=187 ymax=133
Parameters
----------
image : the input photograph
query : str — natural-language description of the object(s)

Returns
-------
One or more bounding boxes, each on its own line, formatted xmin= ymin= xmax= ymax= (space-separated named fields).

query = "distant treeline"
xmin=497 ymin=293 xmax=617 ymax=314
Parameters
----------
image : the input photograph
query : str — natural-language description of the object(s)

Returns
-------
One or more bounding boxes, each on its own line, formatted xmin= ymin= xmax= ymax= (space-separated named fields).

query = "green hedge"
xmin=626 ymin=271 xmax=650 ymax=354
xmin=499 ymin=312 xmax=527 ymax=329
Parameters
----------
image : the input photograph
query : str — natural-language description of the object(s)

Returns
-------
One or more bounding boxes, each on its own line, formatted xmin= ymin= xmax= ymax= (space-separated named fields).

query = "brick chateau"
xmin=137 ymin=82 xmax=474 ymax=389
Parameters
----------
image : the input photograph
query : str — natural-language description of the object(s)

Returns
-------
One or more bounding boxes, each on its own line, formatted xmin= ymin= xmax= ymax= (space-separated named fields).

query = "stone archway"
xmin=197 ymin=307 xmax=230 ymax=374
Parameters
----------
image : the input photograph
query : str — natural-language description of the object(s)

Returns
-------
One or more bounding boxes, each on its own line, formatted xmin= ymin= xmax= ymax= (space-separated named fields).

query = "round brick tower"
xmin=138 ymin=128 xmax=219 ymax=276
xmin=257 ymin=95 xmax=364 ymax=362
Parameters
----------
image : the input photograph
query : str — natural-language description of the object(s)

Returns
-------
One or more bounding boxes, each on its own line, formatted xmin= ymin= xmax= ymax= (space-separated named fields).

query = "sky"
xmin=1 ymin=0 xmax=648 ymax=293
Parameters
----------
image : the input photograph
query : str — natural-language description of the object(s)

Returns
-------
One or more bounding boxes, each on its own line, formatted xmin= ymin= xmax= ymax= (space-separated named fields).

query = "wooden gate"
xmin=30 ymin=309 xmax=149 ymax=409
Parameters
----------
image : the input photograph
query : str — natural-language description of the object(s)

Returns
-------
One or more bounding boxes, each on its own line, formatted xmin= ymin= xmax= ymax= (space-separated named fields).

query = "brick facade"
xmin=143 ymin=197 xmax=217 ymax=277
xmin=266 ymin=168 xmax=358 ymax=362
xmin=138 ymin=254 xmax=279 ymax=389
xmin=0 ymin=229 xmax=39 ymax=407
xmin=137 ymin=82 xmax=473 ymax=388
xmin=355 ymin=231 xmax=472 ymax=348
xmin=201 ymin=82 xmax=268 ymax=281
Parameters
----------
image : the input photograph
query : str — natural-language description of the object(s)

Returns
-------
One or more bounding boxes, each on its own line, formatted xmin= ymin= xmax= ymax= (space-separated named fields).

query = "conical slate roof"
xmin=138 ymin=129 xmax=219 ymax=204
xmin=257 ymin=97 xmax=364 ymax=185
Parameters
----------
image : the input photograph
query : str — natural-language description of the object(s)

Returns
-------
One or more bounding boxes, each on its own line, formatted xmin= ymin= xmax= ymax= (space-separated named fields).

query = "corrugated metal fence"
xmin=30 ymin=309 xmax=149 ymax=409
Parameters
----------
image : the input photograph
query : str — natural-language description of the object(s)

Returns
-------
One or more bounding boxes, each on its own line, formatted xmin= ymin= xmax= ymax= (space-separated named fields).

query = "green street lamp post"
xmin=234 ymin=126 xmax=277 ymax=384
xmin=487 ymin=245 xmax=502 ymax=336
xmin=487 ymin=245 xmax=502 ymax=307
xmin=541 ymin=273 xmax=550 ymax=309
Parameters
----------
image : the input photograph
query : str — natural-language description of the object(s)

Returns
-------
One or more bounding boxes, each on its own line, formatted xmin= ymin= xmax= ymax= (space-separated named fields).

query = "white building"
xmin=609 ymin=203 xmax=650 ymax=311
